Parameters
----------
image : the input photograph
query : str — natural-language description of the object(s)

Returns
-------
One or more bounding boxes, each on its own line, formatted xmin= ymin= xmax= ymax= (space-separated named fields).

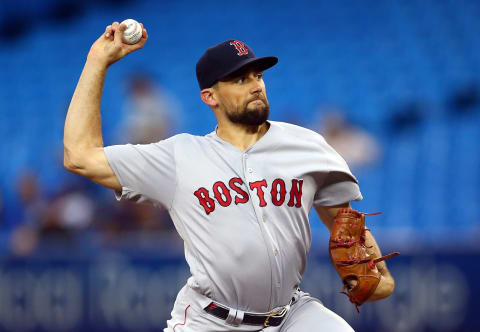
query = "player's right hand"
xmin=87 ymin=21 xmax=148 ymax=67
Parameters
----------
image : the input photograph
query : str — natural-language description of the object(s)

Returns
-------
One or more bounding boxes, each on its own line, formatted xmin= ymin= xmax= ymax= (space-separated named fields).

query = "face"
xmin=214 ymin=69 xmax=270 ymax=126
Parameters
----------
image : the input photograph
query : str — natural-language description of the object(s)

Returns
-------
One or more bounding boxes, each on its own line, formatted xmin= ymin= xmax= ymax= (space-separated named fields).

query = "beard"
xmin=225 ymin=96 xmax=270 ymax=126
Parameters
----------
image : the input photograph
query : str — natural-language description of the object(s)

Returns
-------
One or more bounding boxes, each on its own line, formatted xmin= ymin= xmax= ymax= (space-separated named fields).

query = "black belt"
xmin=204 ymin=297 xmax=295 ymax=327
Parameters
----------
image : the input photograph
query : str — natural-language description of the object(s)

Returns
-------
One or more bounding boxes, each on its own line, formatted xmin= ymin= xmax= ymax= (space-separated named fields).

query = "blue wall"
xmin=0 ymin=251 xmax=477 ymax=332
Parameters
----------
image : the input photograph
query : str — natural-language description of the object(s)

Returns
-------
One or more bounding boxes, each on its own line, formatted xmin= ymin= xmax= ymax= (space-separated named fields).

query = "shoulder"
xmin=270 ymin=121 xmax=353 ymax=172
xmin=270 ymin=121 xmax=328 ymax=145
xmin=152 ymin=132 xmax=218 ymax=152
xmin=155 ymin=133 xmax=208 ymax=145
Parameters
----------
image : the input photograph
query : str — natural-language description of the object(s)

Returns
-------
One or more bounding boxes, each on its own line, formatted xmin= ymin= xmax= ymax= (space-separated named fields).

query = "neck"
xmin=216 ymin=121 xmax=270 ymax=151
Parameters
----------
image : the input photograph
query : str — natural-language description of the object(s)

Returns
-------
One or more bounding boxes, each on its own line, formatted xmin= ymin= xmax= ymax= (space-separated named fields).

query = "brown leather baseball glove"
xmin=329 ymin=208 xmax=399 ymax=312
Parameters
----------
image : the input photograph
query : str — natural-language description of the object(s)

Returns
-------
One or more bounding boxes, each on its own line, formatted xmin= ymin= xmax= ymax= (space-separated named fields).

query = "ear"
xmin=200 ymin=89 xmax=218 ymax=107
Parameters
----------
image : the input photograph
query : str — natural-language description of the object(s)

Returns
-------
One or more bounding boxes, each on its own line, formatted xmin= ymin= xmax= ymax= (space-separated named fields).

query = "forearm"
xmin=64 ymin=56 xmax=108 ymax=159
xmin=62 ymin=21 xmax=146 ymax=190
xmin=364 ymin=231 xmax=395 ymax=301
xmin=64 ymin=20 xmax=147 ymax=164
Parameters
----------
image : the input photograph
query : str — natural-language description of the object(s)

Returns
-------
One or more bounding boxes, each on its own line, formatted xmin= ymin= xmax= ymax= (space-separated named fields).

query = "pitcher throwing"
xmin=64 ymin=21 xmax=397 ymax=331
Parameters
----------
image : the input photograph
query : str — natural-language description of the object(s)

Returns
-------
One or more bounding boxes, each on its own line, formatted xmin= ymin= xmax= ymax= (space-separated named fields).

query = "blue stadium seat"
xmin=0 ymin=0 xmax=479 ymax=241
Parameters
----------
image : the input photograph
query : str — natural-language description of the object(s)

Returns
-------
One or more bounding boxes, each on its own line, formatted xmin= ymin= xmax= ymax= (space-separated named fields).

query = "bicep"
xmin=314 ymin=202 xmax=350 ymax=230
xmin=64 ymin=147 xmax=121 ymax=191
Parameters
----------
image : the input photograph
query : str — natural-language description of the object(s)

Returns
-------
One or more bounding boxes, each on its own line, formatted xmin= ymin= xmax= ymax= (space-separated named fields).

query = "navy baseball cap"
xmin=196 ymin=40 xmax=278 ymax=90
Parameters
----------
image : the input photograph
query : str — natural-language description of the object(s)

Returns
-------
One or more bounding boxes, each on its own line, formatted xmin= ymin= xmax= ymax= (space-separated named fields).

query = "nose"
xmin=250 ymin=75 xmax=262 ymax=94
xmin=250 ymin=84 xmax=262 ymax=94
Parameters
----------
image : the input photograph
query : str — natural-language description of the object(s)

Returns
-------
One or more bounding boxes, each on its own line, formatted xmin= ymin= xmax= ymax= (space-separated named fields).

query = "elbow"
xmin=63 ymin=159 xmax=77 ymax=173
xmin=63 ymin=147 xmax=85 ymax=174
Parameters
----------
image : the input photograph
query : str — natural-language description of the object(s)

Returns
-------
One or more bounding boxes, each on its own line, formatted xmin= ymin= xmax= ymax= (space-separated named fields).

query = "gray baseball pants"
xmin=164 ymin=285 xmax=354 ymax=332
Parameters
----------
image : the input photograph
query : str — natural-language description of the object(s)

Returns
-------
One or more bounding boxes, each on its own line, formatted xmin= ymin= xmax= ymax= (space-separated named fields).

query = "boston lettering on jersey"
xmin=194 ymin=177 xmax=303 ymax=215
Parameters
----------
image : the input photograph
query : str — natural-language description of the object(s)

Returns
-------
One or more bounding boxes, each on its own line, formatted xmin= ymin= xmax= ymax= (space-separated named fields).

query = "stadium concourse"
xmin=0 ymin=1 xmax=478 ymax=332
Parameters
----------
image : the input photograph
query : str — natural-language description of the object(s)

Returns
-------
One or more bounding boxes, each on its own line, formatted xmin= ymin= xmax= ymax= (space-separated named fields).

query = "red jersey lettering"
xmin=229 ymin=178 xmax=249 ymax=205
xmin=271 ymin=178 xmax=286 ymax=206
xmin=213 ymin=181 xmax=232 ymax=207
xmin=249 ymin=180 xmax=268 ymax=207
xmin=194 ymin=187 xmax=216 ymax=214
xmin=287 ymin=179 xmax=303 ymax=208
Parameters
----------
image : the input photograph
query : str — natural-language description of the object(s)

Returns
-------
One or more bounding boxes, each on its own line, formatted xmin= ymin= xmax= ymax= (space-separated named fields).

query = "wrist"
xmin=86 ymin=52 xmax=110 ymax=69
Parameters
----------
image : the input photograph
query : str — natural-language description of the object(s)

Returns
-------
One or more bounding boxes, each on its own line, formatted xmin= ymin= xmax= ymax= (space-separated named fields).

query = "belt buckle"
xmin=263 ymin=306 xmax=288 ymax=327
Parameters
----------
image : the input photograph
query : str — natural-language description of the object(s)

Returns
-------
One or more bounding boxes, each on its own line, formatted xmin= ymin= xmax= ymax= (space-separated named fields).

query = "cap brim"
xmin=219 ymin=56 xmax=278 ymax=81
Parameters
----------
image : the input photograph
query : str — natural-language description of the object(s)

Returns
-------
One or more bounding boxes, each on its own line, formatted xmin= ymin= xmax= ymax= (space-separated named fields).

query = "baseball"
xmin=121 ymin=19 xmax=142 ymax=45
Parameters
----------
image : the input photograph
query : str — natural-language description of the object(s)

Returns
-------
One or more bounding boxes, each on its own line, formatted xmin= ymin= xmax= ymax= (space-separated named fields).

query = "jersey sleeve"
xmin=103 ymin=135 xmax=177 ymax=209
xmin=313 ymin=135 xmax=363 ymax=206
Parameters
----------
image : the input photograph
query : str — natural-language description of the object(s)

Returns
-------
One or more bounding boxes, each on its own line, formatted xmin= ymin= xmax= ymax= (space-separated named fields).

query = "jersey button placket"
xmin=244 ymin=154 xmax=282 ymax=298
xmin=262 ymin=214 xmax=267 ymax=223
xmin=272 ymin=248 xmax=281 ymax=288
xmin=261 ymin=213 xmax=282 ymax=292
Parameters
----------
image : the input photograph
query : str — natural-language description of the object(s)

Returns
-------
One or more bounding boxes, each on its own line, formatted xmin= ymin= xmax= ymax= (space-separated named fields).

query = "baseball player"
xmin=64 ymin=21 xmax=396 ymax=331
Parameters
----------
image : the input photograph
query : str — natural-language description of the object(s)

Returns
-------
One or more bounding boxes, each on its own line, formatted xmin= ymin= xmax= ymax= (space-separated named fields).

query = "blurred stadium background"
xmin=0 ymin=0 xmax=479 ymax=331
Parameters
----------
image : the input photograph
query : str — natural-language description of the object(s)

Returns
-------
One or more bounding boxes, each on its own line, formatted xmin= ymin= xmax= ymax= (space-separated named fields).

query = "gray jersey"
xmin=104 ymin=121 xmax=362 ymax=313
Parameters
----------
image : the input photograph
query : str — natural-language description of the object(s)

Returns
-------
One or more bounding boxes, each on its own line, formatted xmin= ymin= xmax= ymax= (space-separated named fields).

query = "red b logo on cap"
xmin=230 ymin=40 xmax=249 ymax=56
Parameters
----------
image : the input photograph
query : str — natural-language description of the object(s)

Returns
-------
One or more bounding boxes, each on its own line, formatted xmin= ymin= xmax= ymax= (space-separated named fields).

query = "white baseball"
xmin=121 ymin=19 xmax=142 ymax=45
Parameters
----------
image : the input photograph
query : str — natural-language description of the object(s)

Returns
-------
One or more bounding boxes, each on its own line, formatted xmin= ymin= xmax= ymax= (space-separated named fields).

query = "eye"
xmin=236 ymin=77 xmax=246 ymax=84
xmin=256 ymin=72 xmax=263 ymax=80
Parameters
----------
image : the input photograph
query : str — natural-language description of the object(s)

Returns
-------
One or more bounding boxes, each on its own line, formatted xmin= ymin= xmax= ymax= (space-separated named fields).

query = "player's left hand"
xmin=329 ymin=208 xmax=398 ymax=311
xmin=343 ymin=261 xmax=387 ymax=292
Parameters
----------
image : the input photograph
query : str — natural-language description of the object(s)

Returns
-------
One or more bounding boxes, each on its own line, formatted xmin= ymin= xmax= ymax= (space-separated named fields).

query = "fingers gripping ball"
xmin=121 ymin=19 xmax=142 ymax=45
xmin=329 ymin=208 xmax=399 ymax=312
